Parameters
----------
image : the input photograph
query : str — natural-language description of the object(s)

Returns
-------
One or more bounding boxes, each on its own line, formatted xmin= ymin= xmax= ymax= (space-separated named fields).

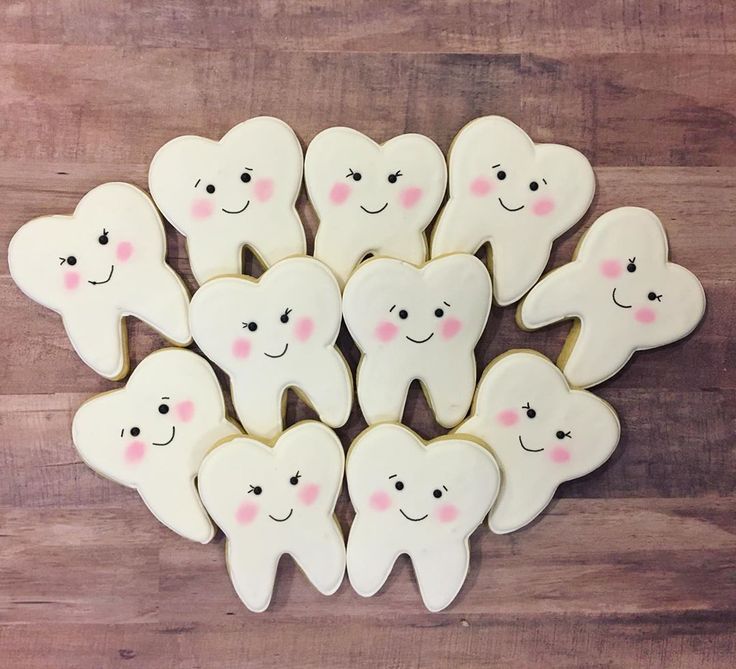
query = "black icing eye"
xmin=433 ymin=489 xmax=442 ymax=499
xmin=556 ymin=430 xmax=571 ymax=439
xmin=346 ymin=169 xmax=362 ymax=181
xmin=394 ymin=480 xmax=404 ymax=491
xmin=67 ymin=255 xmax=77 ymax=266
xmin=158 ymin=403 xmax=169 ymax=415
xmin=206 ymin=184 xmax=216 ymax=194
xmin=98 ymin=229 xmax=109 ymax=245
xmin=627 ymin=258 xmax=637 ymax=273
xmin=280 ymin=308 xmax=292 ymax=324
xmin=496 ymin=170 xmax=507 ymax=181
xmin=648 ymin=292 xmax=662 ymax=302
xmin=398 ymin=309 xmax=408 ymax=320
xmin=522 ymin=403 xmax=536 ymax=419
xmin=130 ymin=427 xmax=140 ymax=437
xmin=529 ymin=181 xmax=539 ymax=191
xmin=290 ymin=471 xmax=301 ymax=486
xmin=434 ymin=308 xmax=444 ymax=318
xmin=240 ymin=172 xmax=252 ymax=183
xmin=249 ymin=485 xmax=262 ymax=495
xmin=243 ymin=322 xmax=257 ymax=332
xmin=387 ymin=170 xmax=402 ymax=184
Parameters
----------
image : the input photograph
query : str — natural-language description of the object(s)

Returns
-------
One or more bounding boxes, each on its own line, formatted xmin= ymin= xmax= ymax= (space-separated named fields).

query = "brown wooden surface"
xmin=1 ymin=2 xmax=735 ymax=667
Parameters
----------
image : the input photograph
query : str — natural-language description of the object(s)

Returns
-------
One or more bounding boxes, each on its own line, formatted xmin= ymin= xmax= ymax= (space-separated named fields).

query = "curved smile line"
xmin=498 ymin=198 xmax=524 ymax=212
xmin=611 ymin=288 xmax=632 ymax=309
xmin=264 ymin=343 xmax=289 ymax=359
xmin=360 ymin=202 xmax=388 ymax=215
xmin=400 ymin=509 xmax=428 ymax=522
xmin=269 ymin=509 xmax=293 ymax=523
xmin=88 ymin=265 xmax=115 ymax=285
xmin=406 ymin=333 xmax=434 ymax=344
xmin=518 ymin=434 xmax=544 ymax=453
xmin=152 ymin=425 xmax=176 ymax=446
xmin=222 ymin=200 xmax=250 ymax=215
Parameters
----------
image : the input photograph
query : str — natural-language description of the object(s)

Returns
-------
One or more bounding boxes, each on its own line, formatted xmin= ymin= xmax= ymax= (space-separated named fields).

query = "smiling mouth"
xmin=498 ymin=198 xmax=524 ymax=212
xmin=400 ymin=509 xmax=428 ymax=522
xmin=222 ymin=201 xmax=250 ymax=215
xmin=611 ymin=288 xmax=632 ymax=309
xmin=518 ymin=434 xmax=544 ymax=453
xmin=360 ymin=203 xmax=388 ymax=215
xmin=269 ymin=509 xmax=293 ymax=523
xmin=264 ymin=343 xmax=289 ymax=359
xmin=152 ymin=425 xmax=176 ymax=446
xmin=88 ymin=265 xmax=115 ymax=286
xmin=405 ymin=333 xmax=434 ymax=344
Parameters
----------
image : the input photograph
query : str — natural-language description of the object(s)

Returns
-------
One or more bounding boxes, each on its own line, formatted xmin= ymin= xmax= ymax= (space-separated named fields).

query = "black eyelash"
xmin=392 ymin=170 xmax=403 ymax=178
xmin=522 ymin=402 xmax=531 ymax=410
xmin=443 ymin=301 xmax=451 ymax=307
xmin=561 ymin=431 xmax=572 ymax=439
xmin=346 ymin=168 xmax=355 ymax=178
xmin=247 ymin=485 xmax=257 ymax=494
xmin=59 ymin=257 xmax=66 ymax=265
xmin=283 ymin=307 xmax=292 ymax=317
xmin=628 ymin=257 xmax=636 ymax=263
xmin=293 ymin=471 xmax=301 ymax=479
xmin=542 ymin=178 xmax=548 ymax=185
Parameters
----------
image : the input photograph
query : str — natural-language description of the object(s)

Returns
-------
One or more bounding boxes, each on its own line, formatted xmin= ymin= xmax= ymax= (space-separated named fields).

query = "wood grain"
xmin=1 ymin=1 xmax=734 ymax=667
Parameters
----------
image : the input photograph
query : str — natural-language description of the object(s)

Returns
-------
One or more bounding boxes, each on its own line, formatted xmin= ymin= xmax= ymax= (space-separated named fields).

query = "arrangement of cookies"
xmin=7 ymin=115 xmax=706 ymax=614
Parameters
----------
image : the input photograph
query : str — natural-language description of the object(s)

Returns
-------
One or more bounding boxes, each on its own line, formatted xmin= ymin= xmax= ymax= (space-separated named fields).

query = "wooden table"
xmin=1 ymin=2 xmax=734 ymax=667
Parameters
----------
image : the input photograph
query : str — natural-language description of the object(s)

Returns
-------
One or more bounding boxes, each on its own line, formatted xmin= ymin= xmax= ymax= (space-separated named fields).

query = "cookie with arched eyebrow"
xmin=431 ymin=116 xmax=595 ymax=305
xmin=8 ymin=182 xmax=191 ymax=380
xmin=189 ymin=257 xmax=352 ymax=439
xmin=342 ymin=254 xmax=491 ymax=428
xmin=305 ymin=127 xmax=447 ymax=286
xmin=457 ymin=350 xmax=620 ymax=534
xmin=149 ymin=116 xmax=306 ymax=284
xmin=518 ymin=207 xmax=706 ymax=388
xmin=72 ymin=348 xmax=241 ymax=543
xmin=198 ymin=422 xmax=346 ymax=613
xmin=346 ymin=423 xmax=499 ymax=612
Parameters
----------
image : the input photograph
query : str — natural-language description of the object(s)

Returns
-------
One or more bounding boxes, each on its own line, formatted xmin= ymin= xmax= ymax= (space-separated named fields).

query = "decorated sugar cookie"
xmin=431 ymin=116 xmax=595 ymax=305
xmin=518 ymin=207 xmax=706 ymax=388
xmin=305 ymin=127 xmax=447 ymax=286
xmin=149 ymin=116 xmax=306 ymax=284
xmin=8 ymin=183 xmax=191 ymax=380
xmin=346 ymin=423 xmax=499 ymax=612
xmin=458 ymin=350 xmax=620 ymax=534
xmin=342 ymin=254 xmax=491 ymax=428
xmin=72 ymin=348 xmax=240 ymax=543
xmin=189 ymin=257 xmax=352 ymax=439
xmin=198 ymin=422 xmax=346 ymax=612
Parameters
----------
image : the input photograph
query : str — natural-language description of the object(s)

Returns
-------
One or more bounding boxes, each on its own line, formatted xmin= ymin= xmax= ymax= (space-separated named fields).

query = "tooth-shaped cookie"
xmin=342 ymin=255 xmax=491 ymax=427
xmin=72 ymin=348 xmax=240 ymax=542
xmin=305 ymin=127 xmax=447 ymax=286
xmin=149 ymin=116 xmax=306 ymax=284
xmin=431 ymin=116 xmax=595 ymax=305
xmin=8 ymin=183 xmax=191 ymax=379
xmin=346 ymin=423 xmax=499 ymax=612
xmin=189 ymin=257 xmax=352 ymax=439
xmin=518 ymin=207 xmax=706 ymax=388
xmin=458 ymin=350 xmax=620 ymax=534
xmin=198 ymin=421 xmax=346 ymax=612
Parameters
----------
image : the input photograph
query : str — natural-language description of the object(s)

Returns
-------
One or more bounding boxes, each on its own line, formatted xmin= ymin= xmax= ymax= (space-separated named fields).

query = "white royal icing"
xmin=305 ymin=127 xmax=447 ymax=286
xmin=198 ymin=421 xmax=346 ymax=612
xmin=189 ymin=257 xmax=352 ymax=440
xmin=518 ymin=207 xmax=706 ymax=388
xmin=72 ymin=348 xmax=240 ymax=543
xmin=346 ymin=423 xmax=499 ymax=612
xmin=431 ymin=116 xmax=595 ymax=305
xmin=457 ymin=350 xmax=620 ymax=534
xmin=342 ymin=254 xmax=491 ymax=428
xmin=149 ymin=116 xmax=306 ymax=284
xmin=8 ymin=182 xmax=191 ymax=380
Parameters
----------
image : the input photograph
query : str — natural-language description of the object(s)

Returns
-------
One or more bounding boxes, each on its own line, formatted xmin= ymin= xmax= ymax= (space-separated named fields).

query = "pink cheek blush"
xmin=116 ymin=241 xmax=133 ymax=262
xmin=294 ymin=317 xmax=314 ymax=343
xmin=600 ymin=259 xmax=622 ymax=278
xmin=399 ymin=186 xmax=423 ymax=209
xmin=549 ymin=446 xmax=571 ymax=463
xmin=125 ymin=440 xmax=146 ymax=464
xmin=369 ymin=490 xmax=391 ymax=511
xmin=329 ymin=182 xmax=351 ymax=205
xmin=635 ymin=307 xmax=657 ymax=324
xmin=175 ymin=400 xmax=194 ymax=423
xmin=436 ymin=504 xmax=459 ymax=523
xmin=253 ymin=178 xmax=273 ymax=203
xmin=232 ymin=338 xmax=251 ymax=359
xmin=298 ymin=483 xmax=320 ymax=506
xmin=533 ymin=197 xmax=555 ymax=216
xmin=191 ymin=197 xmax=214 ymax=220
xmin=235 ymin=501 xmax=259 ymax=525
xmin=441 ymin=317 xmax=462 ymax=340
xmin=63 ymin=271 xmax=80 ymax=290
xmin=375 ymin=321 xmax=399 ymax=342
xmin=470 ymin=176 xmax=493 ymax=197
xmin=497 ymin=409 xmax=519 ymax=426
